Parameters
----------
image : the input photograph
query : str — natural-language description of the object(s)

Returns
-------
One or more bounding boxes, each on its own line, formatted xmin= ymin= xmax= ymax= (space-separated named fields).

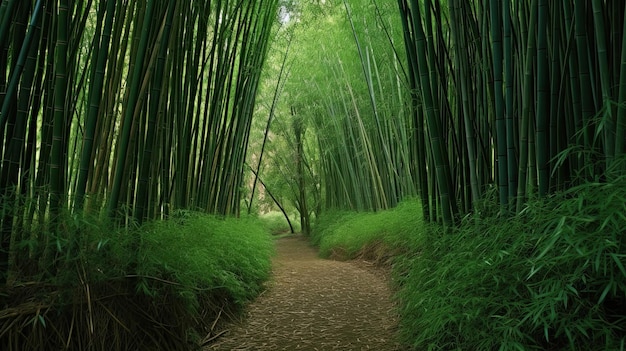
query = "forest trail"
xmin=206 ymin=234 xmax=405 ymax=350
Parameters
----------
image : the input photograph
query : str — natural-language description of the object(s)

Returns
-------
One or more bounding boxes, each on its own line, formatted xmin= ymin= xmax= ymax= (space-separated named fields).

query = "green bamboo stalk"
xmin=135 ymin=0 xmax=176 ymax=222
xmin=293 ymin=114 xmax=310 ymax=234
xmin=8 ymin=1 xmax=41 ymax=199
xmin=31 ymin=4 xmax=55 ymax=229
xmin=397 ymin=0 xmax=429 ymax=220
xmin=490 ymin=0 xmax=510 ymax=209
xmin=0 ymin=0 xmax=43 ymax=133
xmin=0 ymin=0 xmax=42 ymax=284
xmin=574 ymin=0 xmax=595 ymax=152
xmin=74 ymin=0 xmax=116 ymax=212
xmin=343 ymin=0 xmax=396 ymax=210
xmin=334 ymin=76 xmax=371 ymax=210
xmin=591 ymin=0 xmax=615 ymax=167
xmin=313 ymin=76 xmax=363 ymax=210
xmin=107 ymin=0 xmax=156 ymax=218
xmin=408 ymin=0 xmax=456 ymax=226
xmin=0 ymin=0 xmax=18 ymax=59
xmin=516 ymin=0 xmax=537 ymax=211
xmin=175 ymin=1 xmax=200 ymax=211
xmin=1 ymin=1 xmax=32 ymax=186
xmin=248 ymin=33 xmax=293 ymax=214
xmin=449 ymin=0 xmax=479 ymax=211
xmin=549 ymin=2 xmax=562 ymax=190
xmin=49 ymin=0 xmax=70 ymax=214
xmin=219 ymin=0 xmax=276 ymax=215
xmin=616 ymin=4 xmax=626 ymax=158
xmin=563 ymin=1 xmax=584 ymax=177
xmin=536 ymin=0 xmax=549 ymax=196
xmin=246 ymin=163 xmax=295 ymax=233
xmin=503 ymin=0 xmax=517 ymax=203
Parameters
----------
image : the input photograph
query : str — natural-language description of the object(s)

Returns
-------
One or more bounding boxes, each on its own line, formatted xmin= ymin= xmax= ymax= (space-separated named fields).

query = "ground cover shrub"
xmin=395 ymin=177 xmax=626 ymax=350
xmin=138 ymin=211 xmax=274 ymax=308
xmin=309 ymin=209 xmax=357 ymax=246
xmin=311 ymin=199 xmax=424 ymax=263
xmin=0 ymin=211 xmax=273 ymax=351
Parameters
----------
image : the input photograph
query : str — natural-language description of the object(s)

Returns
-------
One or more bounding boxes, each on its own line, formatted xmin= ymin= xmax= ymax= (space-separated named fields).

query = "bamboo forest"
xmin=1 ymin=0 xmax=625 ymax=350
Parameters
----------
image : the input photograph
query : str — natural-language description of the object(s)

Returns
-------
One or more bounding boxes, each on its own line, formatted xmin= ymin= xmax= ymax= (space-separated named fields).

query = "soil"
xmin=205 ymin=234 xmax=406 ymax=351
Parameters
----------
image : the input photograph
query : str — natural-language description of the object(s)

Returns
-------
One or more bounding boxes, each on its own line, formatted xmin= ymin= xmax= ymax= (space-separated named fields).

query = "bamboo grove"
xmin=397 ymin=0 xmax=626 ymax=225
xmin=266 ymin=1 xmax=415 ymax=217
xmin=0 ymin=0 xmax=279 ymax=283
xmin=0 ymin=0 xmax=625 ymax=348
xmin=277 ymin=0 xmax=626 ymax=226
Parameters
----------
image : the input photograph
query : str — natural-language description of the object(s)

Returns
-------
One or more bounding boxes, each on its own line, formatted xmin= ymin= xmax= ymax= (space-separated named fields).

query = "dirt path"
xmin=206 ymin=234 xmax=404 ymax=350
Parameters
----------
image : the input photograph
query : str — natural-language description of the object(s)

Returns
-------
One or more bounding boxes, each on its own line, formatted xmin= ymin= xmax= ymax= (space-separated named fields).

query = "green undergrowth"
xmin=258 ymin=211 xmax=301 ymax=234
xmin=398 ymin=179 xmax=626 ymax=350
xmin=138 ymin=210 xmax=273 ymax=307
xmin=1 ymin=211 xmax=273 ymax=351
xmin=311 ymin=199 xmax=424 ymax=263
xmin=312 ymin=180 xmax=626 ymax=350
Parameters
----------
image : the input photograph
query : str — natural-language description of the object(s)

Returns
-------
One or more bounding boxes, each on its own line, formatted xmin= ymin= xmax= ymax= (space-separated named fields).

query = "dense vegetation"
xmin=2 ymin=0 xmax=626 ymax=349
xmin=283 ymin=0 xmax=626 ymax=349
xmin=314 ymin=176 xmax=626 ymax=349
xmin=1 ymin=1 xmax=279 ymax=349
xmin=0 ymin=212 xmax=273 ymax=350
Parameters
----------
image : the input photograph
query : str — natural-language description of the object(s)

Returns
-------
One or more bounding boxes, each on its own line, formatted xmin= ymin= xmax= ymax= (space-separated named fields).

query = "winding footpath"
xmin=206 ymin=234 xmax=405 ymax=350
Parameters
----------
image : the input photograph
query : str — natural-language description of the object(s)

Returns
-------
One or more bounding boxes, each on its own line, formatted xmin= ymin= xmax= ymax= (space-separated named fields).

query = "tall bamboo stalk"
xmin=0 ymin=0 xmax=280 ymax=283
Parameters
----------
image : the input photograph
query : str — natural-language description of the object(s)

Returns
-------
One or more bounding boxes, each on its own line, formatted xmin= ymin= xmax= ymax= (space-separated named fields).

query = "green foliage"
xmin=6 ymin=208 xmax=133 ymax=285
xmin=1 ymin=210 xmax=274 ymax=350
xmin=262 ymin=0 xmax=412 ymax=214
xmin=259 ymin=211 xmax=301 ymax=234
xmin=311 ymin=199 xmax=424 ymax=260
xmin=312 ymin=181 xmax=626 ymax=350
xmin=396 ymin=177 xmax=626 ymax=350
xmin=137 ymin=211 xmax=274 ymax=308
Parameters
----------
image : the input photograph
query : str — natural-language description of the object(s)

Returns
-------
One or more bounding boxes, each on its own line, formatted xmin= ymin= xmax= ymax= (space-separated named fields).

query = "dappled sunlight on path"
xmin=206 ymin=234 xmax=404 ymax=350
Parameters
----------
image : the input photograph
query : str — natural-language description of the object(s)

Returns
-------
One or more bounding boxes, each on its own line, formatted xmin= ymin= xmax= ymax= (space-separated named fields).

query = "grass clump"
xmin=138 ymin=211 xmax=274 ymax=307
xmin=311 ymin=199 xmax=424 ymax=263
xmin=0 ymin=210 xmax=273 ymax=351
